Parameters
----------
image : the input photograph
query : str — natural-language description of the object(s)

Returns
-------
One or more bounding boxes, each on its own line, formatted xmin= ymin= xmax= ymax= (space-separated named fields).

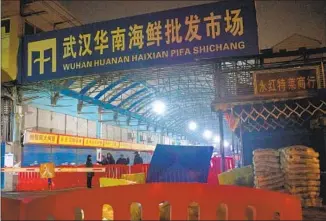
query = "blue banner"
xmin=146 ymin=144 xmax=213 ymax=183
xmin=20 ymin=0 xmax=258 ymax=83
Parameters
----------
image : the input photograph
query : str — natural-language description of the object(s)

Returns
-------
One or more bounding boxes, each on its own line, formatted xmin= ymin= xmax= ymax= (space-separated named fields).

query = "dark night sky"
xmin=60 ymin=0 xmax=326 ymax=50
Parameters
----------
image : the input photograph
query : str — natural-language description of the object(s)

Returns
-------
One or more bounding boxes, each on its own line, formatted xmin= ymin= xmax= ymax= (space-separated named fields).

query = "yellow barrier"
xmin=121 ymin=173 xmax=146 ymax=184
xmin=99 ymin=178 xmax=136 ymax=188
xmin=102 ymin=204 xmax=114 ymax=221
xmin=218 ymin=166 xmax=254 ymax=187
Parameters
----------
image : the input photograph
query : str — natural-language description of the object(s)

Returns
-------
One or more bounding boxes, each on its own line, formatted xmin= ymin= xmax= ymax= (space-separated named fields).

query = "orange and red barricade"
xmin=2 ymin=183 xmax=302 ymax=220
xmin=10 ymin=158 xmax=233 ymax=191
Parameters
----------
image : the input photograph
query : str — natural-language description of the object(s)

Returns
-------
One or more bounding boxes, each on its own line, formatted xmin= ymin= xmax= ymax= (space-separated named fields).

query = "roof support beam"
xmin=117 ymin=88 xmax=148 ymax=108
xmin=126 ymin=93 xmax=154 ymax=111
xmin=59 ymin=88 xmax=184 ymax=136
xmin=50 ymin=92 xmax=60 ymax=106
xmin=79 ymin=79 xmax=99 ymax=95
xmin=107 ymin=82 xmax=140 ymax=103
xmin=50 ymin=79 xmax=75 ymax=106
xmin=94 ymin=76 xmax=130 ymax=100
xmin=77 ymin=100 xmax=83 ymax=113
xmin=134 ymin=97 xmax=155 ymax=113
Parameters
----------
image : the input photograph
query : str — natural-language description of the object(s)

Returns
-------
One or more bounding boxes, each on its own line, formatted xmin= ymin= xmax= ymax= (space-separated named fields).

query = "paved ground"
xmin=303 ymin=207 xmax=326 ymax=221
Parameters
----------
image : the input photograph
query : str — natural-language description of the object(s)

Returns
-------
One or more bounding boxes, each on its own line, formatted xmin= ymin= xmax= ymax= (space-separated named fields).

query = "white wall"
xmin=77 ymin=118 xmax=87 ymax=137
xmin=66 ymin=115 xmax=77 ymax=135
xmin=87 ymin=120 xmax=97 ymax=138
xmin=23 ymin=105 xmax=182 ymax=145
xmin=51 ymin=112 xmax=65 ymax=134
xmin=23 ymin=105 xmax=95 ymax=137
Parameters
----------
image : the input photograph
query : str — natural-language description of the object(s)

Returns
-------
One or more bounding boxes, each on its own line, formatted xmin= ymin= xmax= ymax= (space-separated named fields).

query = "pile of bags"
xmin=280 ymin=146 xmax=322 ymax=208
xmin=253 ymin=149 xmax=284 ymax=191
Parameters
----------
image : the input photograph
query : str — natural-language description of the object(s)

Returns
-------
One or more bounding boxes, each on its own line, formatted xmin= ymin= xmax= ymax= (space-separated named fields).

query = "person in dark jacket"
xmin=116 ymin=154 xmax=129 ymax=165
xmin=133 ymin=151 xmax=143 ymax=165
xmin=98 ymin=155 xmax=109 ymax=165
xmin=86 ymin=155 xmax=94 ymax=188
xmin=107 ymin=153 xmax=116 ymax=164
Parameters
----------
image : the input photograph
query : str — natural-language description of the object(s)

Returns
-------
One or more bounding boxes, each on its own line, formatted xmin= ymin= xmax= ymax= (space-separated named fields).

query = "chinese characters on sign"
xmin=103 ymin=140 xmax=120 ymax=149
xmin=61 ymin=9 xmax=245 ymax=60
xmin=26 ymin=132 xmax=58 ymax=145
xmin=58 ymin=135 xmax=84 ymax=146
xmin=22 ymin=0 xmax=258 ymax=83
xmin=24 ymin=131 xmax=155 ymax=151
xmin=84 ymin=138 xmax=104 ymax=147
xmin=254 ymin=68 xmax=318 ymax=95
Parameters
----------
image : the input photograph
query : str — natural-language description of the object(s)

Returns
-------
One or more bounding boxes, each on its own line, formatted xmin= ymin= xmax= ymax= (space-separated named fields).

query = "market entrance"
xmin=12 ymin=0 xmax=260 ymax=171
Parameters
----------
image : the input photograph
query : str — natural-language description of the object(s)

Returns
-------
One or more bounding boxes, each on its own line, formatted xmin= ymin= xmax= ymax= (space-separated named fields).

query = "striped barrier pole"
xmin=1 ymin=167 xmax=106 ymax=173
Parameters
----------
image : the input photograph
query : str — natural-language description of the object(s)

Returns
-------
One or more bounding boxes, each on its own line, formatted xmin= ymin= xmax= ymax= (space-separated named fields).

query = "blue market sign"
xmin=19 ymin=0 xmax=258 ymax=83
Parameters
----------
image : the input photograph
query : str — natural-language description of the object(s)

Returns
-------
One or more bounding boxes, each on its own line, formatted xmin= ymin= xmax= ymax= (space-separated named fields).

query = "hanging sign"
xmin=23 ymin=131 xmax=58 ymax=145
xmin=103 ymin=140 xmax=120 ymax=149
xmin=39 ymin=162 xmax=55 ymax=179
xmin=84 ymin=138 xmax=104 ymax=147
xmin=253 ymin=67 xmax=319 ymax=96
xmin=4 ymin=153 xmax=14 ymax=167
xmin=58 ymin=135 xmax=84 ymax=146
xmin=23 ymin=131 xmax=155 ymax=151
xmin=119 ymin=142 xmax=132 ymax=150
xmin=19 ymin=0 xmax=258 ymax=83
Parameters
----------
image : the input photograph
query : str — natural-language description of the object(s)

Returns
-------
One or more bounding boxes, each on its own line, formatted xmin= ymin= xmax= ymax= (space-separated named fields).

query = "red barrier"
xmin=105 ymin=164 xmax=129 ymax=179
xmin=15 ymin=158 xmax=232 ymax=191
xmin=207 ymin=156 xmax=235 ymax=185
xmin=16 ymin=166 xmax=47 ymax=191
xmin=16 ymin=164 xmax=148 ymax=191
xmin=4 ymin=184 xmax=303 ymax=220
xmin=130 ymin=164 xmax=150 ymax=174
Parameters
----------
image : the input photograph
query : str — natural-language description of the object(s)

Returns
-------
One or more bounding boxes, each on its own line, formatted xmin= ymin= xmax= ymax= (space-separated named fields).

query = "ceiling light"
xmin=203 ymin=130 xmax=212 ymax=140
xmin=213 ymin=135 xmax=221 ymax=143
xmin=188 ymin=121 xmax=197 ymax=131
xmin=152 ymin=100 xmax=166 ymax=115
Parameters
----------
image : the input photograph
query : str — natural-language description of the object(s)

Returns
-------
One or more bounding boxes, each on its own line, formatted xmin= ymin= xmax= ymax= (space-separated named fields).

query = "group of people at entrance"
xmin=85 ymin=152 xmax=144 ymax=188
xmin=98 ymin=152 xmax=143 ymax=165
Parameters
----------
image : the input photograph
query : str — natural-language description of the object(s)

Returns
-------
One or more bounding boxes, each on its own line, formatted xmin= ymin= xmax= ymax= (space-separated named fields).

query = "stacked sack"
xmin=253 ymin=149 xmax=284 ymax=191
xmin=280 ymin=146 xmax=322 ymax=207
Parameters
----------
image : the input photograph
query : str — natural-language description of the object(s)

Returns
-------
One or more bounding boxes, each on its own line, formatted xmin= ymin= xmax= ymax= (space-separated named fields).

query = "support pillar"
xmin=96 ymin=111 xmax=102 ymax=161
xmin=136 ymin=130 xmax=140 ymax=143
xmin=231 ymin=130 xmax=234 ymax=165
xmin=239 ymin=121 xmax=244 ymax=167
xmin=235 ymin=135 xmax=240 ymax=168
xmin=11 ymin=87 xmax=23 ymax=191
xmin=96 ymin=120 xmax=101 ymax=139
xmin=12 ymin=88 xmax=22 ymax=163
xmin=218 ymin=110 xmax=225 ymax=172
